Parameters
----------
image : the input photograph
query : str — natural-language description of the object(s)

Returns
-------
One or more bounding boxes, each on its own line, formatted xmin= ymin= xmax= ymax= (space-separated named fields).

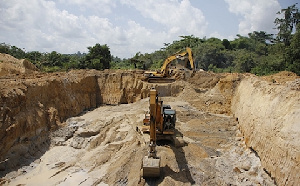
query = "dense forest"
xmin=0 ymin=4 xmax=299 ymax=75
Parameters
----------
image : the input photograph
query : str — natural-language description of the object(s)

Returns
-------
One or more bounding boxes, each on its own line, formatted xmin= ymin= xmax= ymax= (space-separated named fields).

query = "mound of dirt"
xmin=188 ymin=71 xmax=224 ymax=89
xmin=0 ymin=53 xmax=38 ymax=76
xmin=180 ymin=72 xmax=244 ymax=115
xmin=261 ymin=71 xmax=298 ymax=84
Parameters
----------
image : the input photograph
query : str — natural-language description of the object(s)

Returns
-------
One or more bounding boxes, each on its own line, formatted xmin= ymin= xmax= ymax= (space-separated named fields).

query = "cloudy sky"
xmin=0 ymin=0 xmax=298 ymax=58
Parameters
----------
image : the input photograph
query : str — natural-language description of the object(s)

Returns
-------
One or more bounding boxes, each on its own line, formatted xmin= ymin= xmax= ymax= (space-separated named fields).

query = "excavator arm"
xmin=186 ymin=47 xmax=195 ymax=71
xmin=160 ymin=47 xmax=195 ymax=76
xmin=143 ymin=47 xmax=195 ymax=83
xmin=159 ymin=55 xmax=178 ymax=76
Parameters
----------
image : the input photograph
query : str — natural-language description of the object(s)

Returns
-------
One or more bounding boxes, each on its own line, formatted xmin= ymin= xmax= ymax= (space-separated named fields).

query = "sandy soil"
xmin=2 ymin=96 xmax=275 ymax=185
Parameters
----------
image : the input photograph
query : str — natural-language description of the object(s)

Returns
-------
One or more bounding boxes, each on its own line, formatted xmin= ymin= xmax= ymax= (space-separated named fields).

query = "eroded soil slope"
xmin=232 ymin=73 xmax=300 ymax=186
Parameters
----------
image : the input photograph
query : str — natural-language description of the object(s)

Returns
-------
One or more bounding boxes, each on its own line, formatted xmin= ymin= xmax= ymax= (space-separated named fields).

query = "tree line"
xmin=0 ymin=43 xmax=111 ymax=72
xmin=0 ymin=4 xmax=299 ymax=75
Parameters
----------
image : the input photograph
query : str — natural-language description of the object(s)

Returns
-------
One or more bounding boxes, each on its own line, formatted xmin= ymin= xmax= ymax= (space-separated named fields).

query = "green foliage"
xmin=0 ymin=42 xmax=114 ymax=72
xmin=42 ymin=66 xmax=62 ymax=73
xmin=222 ymin=39 xmax=232 ymax=50
xmin=126 ymin=4 xmax=299 ymax=76
xmin=0 ymin=43 xmax=26 ymax=59
xmin=275 ymin=4 xmax=300 ymax=46
xmin=25 ymin=51 xmax=42 ymax=65
xmin=0 ymin=43 xmax=10 ymax=53
xmin=248 ymin=31 xmax=273 ymax=43
xmin=286 ymin=23 xmax=300 ymax=75
xmin=46 ymin=51 xmax=62 ymax=66
xmin=164 ymin=35 xmax=204 ymax=52
xmin=231 ymin=35 xmax=254 ymax=50
xmin=195 ymin=41 xmax=226 ymax=71
xmin=231 ymin=50 xmax=254 ymax=73
xmin=251 ymin=54 xmax=284 ymax=75
xmin=80 ymin=43 xmax=111 ymax=70
xmin=150 ymin=59 xmax=164 ymax=70
xmin=9 ymin=46 xmax=26 ymax=59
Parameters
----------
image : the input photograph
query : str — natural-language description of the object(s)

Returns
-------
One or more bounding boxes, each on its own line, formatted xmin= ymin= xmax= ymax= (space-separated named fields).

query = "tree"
xmin=9 ymin=46 xmax=26 ymax=59
xmin=0 ymin=43 xmax=10 ymax=54
xmin=248 ymin=31 xmax=273 ymax=43
xmin=25 ymin=51 xmax=42 ymax=65
xmin=231 ymin=35 xmax=253 ymax=50
xmin=274 ymin=4 xmax=300 ymax=46
xmin=233 ymin=49 xmax=255 ymax=73
xmin=286 ymin=23 xmax=300 ymax=75
xmin=47 ymin=51 xmax=62 ymax=66
xmin=222 ymin=39 xmax=232 ymax=50
xmin=195 ymin=41 xmax=226 ymax=71
xmin=165 ymin=35 xmax=203 ymax=53
xmin=82 ymin=43 xmax=111 ymax=70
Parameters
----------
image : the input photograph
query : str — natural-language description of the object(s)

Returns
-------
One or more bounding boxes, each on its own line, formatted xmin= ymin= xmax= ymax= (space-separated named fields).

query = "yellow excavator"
xmin=142 ymin=88 xmax=184 ymax=178
xmin=143 ymin=47 xmax=195 ymax=83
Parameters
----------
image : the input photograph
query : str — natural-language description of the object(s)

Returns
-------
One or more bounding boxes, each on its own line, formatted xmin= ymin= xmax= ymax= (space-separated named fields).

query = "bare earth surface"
xmin=3 ymin=95 xmax=275 ymax=185
xmin=0 ymin=54 xmax=299 ymax=185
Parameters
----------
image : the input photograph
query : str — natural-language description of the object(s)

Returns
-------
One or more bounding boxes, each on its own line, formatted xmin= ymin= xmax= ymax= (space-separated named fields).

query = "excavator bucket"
xmin=142 ymin=156 xmax=161 ymax=177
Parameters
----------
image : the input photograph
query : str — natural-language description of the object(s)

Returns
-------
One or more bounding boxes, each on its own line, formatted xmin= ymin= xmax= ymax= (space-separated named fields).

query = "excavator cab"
xmin=163 ymin=109 xmax=176 ymax=130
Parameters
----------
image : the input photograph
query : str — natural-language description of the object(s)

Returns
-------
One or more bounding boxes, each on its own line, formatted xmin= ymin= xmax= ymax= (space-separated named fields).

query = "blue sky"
xmin=0 ymin=0 xmax=299 ymax=58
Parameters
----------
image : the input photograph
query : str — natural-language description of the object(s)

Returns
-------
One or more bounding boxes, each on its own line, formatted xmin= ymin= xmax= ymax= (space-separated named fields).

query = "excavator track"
xmin=147 ymin=77 xmax=175 ymax=83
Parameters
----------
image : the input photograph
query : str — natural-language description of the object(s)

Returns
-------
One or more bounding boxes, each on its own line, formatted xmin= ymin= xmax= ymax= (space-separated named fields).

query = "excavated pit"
xmin=0 ymin=69 xmax=299 ymax=185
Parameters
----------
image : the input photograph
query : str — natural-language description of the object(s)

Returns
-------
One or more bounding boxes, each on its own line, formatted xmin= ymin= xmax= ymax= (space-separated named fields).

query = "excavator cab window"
xmin=163 ymin=109 xmax=176 ymax=130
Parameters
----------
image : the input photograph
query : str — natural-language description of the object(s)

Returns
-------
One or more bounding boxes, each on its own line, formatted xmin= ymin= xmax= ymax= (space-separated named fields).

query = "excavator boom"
xmin=143 ymin=47 xmax=195 ymax=83
xmin=142 ymin=89 xmax=161 ymax=178
xmin=186 ymin=47 xmax=195 ymax=71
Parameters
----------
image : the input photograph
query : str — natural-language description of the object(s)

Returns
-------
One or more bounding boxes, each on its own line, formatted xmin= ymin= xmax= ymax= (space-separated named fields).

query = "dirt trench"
xmin=0 ymin=69 xmax=183 ymax=175
xmin=0 ymin=69 xmax=299 ymax=185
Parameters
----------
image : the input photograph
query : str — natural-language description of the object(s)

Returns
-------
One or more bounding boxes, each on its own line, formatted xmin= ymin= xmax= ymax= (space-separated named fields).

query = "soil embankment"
xmin=232 ymin=73 xmax=300 ymax=185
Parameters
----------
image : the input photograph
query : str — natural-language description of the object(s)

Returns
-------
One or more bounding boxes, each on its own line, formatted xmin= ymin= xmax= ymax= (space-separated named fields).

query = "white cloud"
xmin=209 ymin=32 xmax=225 ymax=40
xmin=120 ymin=0 xmax=207 ymax=36
xmin=224 ymin=0 xmax=280 ymax=35
xmin=0 ymin=0 xmax=208 ymax=58
xmin=122 ymin=21 xmax=169 ymax=56
xmin=0 ymin=0 xmax=125 ymax=56
xmin=58 ymin=0 xmax=116 ymax=15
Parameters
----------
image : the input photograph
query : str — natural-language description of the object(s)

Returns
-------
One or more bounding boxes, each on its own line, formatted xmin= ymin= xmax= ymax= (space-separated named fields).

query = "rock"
xmin=233 ymin=166 xmax=241 ymax=173
xmin=240 ymin=160 xmax=251 ymax=171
